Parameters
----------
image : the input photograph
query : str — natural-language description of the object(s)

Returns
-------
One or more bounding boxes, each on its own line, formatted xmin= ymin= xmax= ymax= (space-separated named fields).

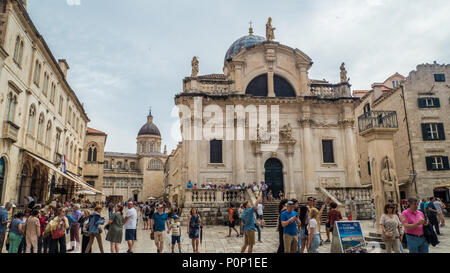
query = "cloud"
xmin=28 ymin=0 xmax=450 ymax=153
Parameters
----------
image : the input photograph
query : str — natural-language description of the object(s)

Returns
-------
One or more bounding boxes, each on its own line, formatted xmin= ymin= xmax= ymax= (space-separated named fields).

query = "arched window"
xmin=148 ymin=159 xmax=163 ymax=170
xmin=274 ymin=74 xmax=296 ymax=97
xmin=65 ymin=138 xmax=69 ymax=156
xmin=117 ymin=161 xmax=122 ymax=169
xmin=141 ymin=142 xmax=146 ymax=153
xmin=5 ymin=92 xmax=17 ymax=122
xmin=130 ymin=162 xmax=136 ymax=170
xmin=45 ymin=120 xmax=52 ymax=146
xmin=87 ymin=144 xmax=97 ymax=162
xmin=68 ymin=106 xmax=72 ymax=124
xmin=37 ymin=113 xmax=45 ymax=141
xmin=27 ymin=105 xmax=36 ymax=135
xmin=103 ymin=161 xmax=109 ymax=169
xmin=55 ymin=131 xmax=61 ymax=154
xmin=42 ymin=72 xmax=49 ymax=96
xmin=33 ymin=61 xmax=41 ymax=86
xmin=69 ymin=142 xmax=73 ymax=162
xmin=58 ymin=96 xmax=63 ymax=115
xmin=13 ymin=36 xmax=20 ymax=63
xmin=149 ymin=143 xmax=154 ymax=152
xmin=50 ymin=83 xmax=56 ymax=104
xmin=245 ymin=74 xmax=268 ymax=96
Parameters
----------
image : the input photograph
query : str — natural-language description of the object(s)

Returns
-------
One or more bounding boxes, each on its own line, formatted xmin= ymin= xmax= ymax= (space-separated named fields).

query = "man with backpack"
xmin=142 ymin=202 xmax=151 ymax=230
xmin=227 ymin=204 xmax=239 ymax=237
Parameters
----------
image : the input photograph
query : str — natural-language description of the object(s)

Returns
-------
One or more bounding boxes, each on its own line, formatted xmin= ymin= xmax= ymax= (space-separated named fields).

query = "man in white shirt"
xmin=123 ymin=201 xmax=137 ymax=253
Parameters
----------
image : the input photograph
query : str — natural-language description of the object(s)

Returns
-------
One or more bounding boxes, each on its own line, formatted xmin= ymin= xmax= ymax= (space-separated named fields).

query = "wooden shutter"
xmin=433 ymin=98 xmax=440 ymax=108
xmin=421 ymin=124 xmax=429 ymax=141
xmin=443 ymin=157 xmax=450 ymax=170
xmin=417 ymin=98 xmax=426 ymax=108
xmin=437 ymin=123 xmax=445 ymax=140
xmin=425 ymin=157 xmax=433 ymax=170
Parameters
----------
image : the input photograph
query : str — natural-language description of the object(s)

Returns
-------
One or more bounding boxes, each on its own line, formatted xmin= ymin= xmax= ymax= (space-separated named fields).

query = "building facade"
xmin=0 ymin=0 xmax=97 ymax=206
xmin=166 ymin=22 xmax=373 ymax=210
xmin=356 ymin=63 xmax=450 ymax=201
xmin=83 ymin=111 xmax=168 ymax=202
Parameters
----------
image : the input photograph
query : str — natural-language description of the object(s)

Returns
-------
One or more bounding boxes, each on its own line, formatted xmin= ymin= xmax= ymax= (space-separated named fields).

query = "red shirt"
xmin=328 ymin=209 xmax=342 ymax=227
xmin=229 ymin=208 xmax=234 ymax=223
xmin=39 ymin=217 xmax=46 ymax=235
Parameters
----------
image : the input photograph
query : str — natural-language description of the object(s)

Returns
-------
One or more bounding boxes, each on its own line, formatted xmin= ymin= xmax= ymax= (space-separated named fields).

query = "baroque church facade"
xmin=166 ymin=20 xmax=366 ymax=205
xmin=83 ymin=111 xmax=168 ymax=202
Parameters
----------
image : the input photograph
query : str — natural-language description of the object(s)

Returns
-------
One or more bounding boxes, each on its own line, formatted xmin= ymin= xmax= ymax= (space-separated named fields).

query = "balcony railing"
xmin=358 ymin=111 xmax=398 ymax=133
xmin=2 ymin=120 xmax=19 ymax=142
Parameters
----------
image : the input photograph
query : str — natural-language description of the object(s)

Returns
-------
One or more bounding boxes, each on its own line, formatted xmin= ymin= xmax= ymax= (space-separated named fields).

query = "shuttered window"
xmin=322 ymin=140 xmax=335 ymax=163
xmin=434 ymin=74 xmax=446 ymax=82
xmin=417 ymin=98 xmax=440 ymax=108
xmin=426 ymin=156 xmax=449 ymax=171
xmin=210 ymin=139 xmax=223 ymax=163
xmin=421 ymin=123 xmax=445 ymax=141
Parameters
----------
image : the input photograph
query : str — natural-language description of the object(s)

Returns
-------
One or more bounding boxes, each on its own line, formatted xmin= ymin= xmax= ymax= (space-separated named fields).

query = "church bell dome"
xmin=224 ymin=33 xmax=265 ymax=62
xmin=138 ymin=110 xmax=161 ymax=137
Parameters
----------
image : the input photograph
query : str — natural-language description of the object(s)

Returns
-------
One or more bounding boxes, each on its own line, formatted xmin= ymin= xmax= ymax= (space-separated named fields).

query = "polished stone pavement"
xmin=83 ymin=211 xmax=450 ymax=253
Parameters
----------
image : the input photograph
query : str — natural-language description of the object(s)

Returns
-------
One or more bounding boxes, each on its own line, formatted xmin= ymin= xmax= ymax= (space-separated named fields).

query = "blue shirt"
xmin=280 ymin=210 xmax=298 ymax=236
xmin=0 ymin=208 xmax=8 ymax=233
xmin=187 ymin=182 xmax=193 ymax=189
xmin=152 ymin=212 xmax=168 ymax=231
xmin=10 ymin=219 xmax=24 ymax=235
xmin=241 ymin=207 xmax=256 ymax=232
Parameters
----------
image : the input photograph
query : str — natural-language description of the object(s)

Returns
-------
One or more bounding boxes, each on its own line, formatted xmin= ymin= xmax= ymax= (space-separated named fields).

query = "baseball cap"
xmin=286 ymin=201 xmax=294 ymax=206
xmin=173 ymin=215 xmax=179 ymax=220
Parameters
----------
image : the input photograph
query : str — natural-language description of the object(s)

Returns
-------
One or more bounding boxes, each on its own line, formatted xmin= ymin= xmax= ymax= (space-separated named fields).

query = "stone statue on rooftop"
xmin=340 ymin=62 xmax=348 ymax=83
xmin=191 ymin=56 xmax=199 ymax=77
xmin=266 ymin=17 xmax=276 ymax=41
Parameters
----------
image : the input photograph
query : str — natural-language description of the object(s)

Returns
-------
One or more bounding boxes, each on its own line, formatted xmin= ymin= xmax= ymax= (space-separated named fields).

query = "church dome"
xmin=138 ymin=110 xmax=161 ymax=137
xmin=224 ymin=33 xmax=265 ymax=62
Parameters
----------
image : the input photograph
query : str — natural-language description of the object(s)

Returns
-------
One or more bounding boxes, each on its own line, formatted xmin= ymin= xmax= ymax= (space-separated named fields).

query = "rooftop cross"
xmin=249 ymin=20 xmax=254 ymax=35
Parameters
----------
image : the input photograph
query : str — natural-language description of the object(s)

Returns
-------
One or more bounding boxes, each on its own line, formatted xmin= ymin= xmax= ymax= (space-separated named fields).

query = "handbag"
xmin=104 ymin=223 xmax=110 ymax=231
xmin=51 ymin=227 xmax=65 ymax=239
xmin=422 ymin=213 xmax=439 ymax=247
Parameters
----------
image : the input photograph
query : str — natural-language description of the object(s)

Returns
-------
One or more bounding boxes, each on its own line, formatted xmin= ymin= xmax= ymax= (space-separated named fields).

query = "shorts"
xmin=171 ymin=235 xmax=181 ymax=244
xmin=325 ymin=222 xmax=330 ymax=229
xmin=299 ymin=227 xmax=308 ymax=239
xmin=263 ymin=191 xmax=268 ymax=196
xmin=244 ymin=229 xmax=256 ymax=246
xmin=143 ymin=216 xmax=148 ymax=221
xmin=229 ymin=221 xmax=236 ymax=228
xmin=125 ymin=229 xmax=137 ymax=241
xmin=283 ymin=234 xmax=299 ymax=253
xmin=154 ymin=231 xmax=165 ymax=243
xmin=256 ymin=214 xmax=263 ymax=220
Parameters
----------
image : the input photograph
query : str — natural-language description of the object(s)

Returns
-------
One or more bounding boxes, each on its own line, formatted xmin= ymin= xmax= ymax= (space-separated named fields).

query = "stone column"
xmin=287 ymin=148 xmax=296 ymax=199
xmin=267 ymin=71 xmax=275 ymax=97
xmin=235 ymin=118 xmax=245 ymax=184
xmin=345 ymin=123 xmax=359 ymax=187
xmin=360 ymin=127 xmax=398 ymax=232
xmin=255 ymin=148 xmax=262 ymax=184
xmin=300 ymin=114 xmax=314 ymax=199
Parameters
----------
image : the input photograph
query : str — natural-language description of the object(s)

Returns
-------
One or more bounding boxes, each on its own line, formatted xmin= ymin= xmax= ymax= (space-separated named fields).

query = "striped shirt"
xmin=171 ymin=222 xmax=181 ymax=236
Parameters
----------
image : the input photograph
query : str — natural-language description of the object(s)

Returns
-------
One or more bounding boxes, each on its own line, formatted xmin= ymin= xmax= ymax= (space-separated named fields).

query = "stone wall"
xmin=326 ymin=187 xmax=373 ymax=220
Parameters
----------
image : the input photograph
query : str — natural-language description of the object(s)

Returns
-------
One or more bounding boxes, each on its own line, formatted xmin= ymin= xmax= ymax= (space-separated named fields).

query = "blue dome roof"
xmin=225 ymin=34 xmax=265 ymax=62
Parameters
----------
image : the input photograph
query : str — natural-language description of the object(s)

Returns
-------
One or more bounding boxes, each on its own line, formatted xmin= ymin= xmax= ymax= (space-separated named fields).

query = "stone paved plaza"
xmin=84 ymin=212 xmax=450 ymax=253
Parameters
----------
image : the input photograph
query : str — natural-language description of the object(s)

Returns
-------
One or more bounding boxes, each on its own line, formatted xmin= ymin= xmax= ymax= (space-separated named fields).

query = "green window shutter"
xmin=437 ymin=123 xmax=446 ymax=140
xmin=433 ymin=98 xmax=440 ymax=108
xmin=418 ymin=98 xmax=426 ymax=108
xmin=443 ymin=157 xmax=449 ymax=170
xmin=425 ymin=157 xmax=433 ymax=170
xmin=421 ymin=123 xmax=429 ymax=140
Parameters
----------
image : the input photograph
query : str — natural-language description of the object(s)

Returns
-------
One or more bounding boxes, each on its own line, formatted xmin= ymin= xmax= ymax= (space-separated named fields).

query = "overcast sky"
xmin=28 ymin=0 xmax=450 ymax=153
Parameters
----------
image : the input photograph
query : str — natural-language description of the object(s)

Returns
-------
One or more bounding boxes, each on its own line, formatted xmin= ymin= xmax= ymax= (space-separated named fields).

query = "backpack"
xmin=233 ymin=209 xmax=239 ymax=220
xmin=145 ymin=206 xmax=151 ymax=216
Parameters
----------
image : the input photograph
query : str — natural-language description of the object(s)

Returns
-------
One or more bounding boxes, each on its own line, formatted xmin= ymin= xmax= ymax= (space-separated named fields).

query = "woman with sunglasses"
xmin=380 ymin=203 xmax=402 ymax=253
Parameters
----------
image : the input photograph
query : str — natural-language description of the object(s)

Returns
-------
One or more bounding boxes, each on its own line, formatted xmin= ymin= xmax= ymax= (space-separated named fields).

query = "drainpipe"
xmin=400 ymin=84 xmax=417 ymax=195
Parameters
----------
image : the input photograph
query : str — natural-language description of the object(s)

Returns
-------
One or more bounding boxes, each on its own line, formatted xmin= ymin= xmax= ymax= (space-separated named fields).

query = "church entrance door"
xmin=264 ymin=158 xmax=284 ymax=199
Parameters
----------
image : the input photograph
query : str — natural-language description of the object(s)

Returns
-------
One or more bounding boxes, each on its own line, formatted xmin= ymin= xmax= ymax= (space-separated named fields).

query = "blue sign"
xmin=336 ymin=221 xmax=366 ymax=253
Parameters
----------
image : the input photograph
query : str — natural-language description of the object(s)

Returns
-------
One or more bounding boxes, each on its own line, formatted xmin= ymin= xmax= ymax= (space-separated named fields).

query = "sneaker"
xmin=325 ymin=239 xmax=331 ymax=243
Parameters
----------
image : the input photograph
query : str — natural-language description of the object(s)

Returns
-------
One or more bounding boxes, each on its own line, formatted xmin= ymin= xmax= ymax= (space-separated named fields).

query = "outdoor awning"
xmin=26 ymin=152 xmax=102 ymax=194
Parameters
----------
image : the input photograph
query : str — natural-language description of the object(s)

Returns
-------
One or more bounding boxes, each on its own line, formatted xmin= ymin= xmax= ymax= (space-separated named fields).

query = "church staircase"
xmin=262 ymin=200 xmax=328 ymax=227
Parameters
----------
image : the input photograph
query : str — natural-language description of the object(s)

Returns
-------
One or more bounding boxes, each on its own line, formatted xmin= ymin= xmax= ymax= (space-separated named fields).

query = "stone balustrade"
xmin=184 ymin=189 xmax=246 ymax=205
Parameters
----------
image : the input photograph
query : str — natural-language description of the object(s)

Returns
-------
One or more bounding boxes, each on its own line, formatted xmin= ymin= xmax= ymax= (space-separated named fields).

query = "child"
xmin=168 ymin=215 xmax=182 ymax=253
